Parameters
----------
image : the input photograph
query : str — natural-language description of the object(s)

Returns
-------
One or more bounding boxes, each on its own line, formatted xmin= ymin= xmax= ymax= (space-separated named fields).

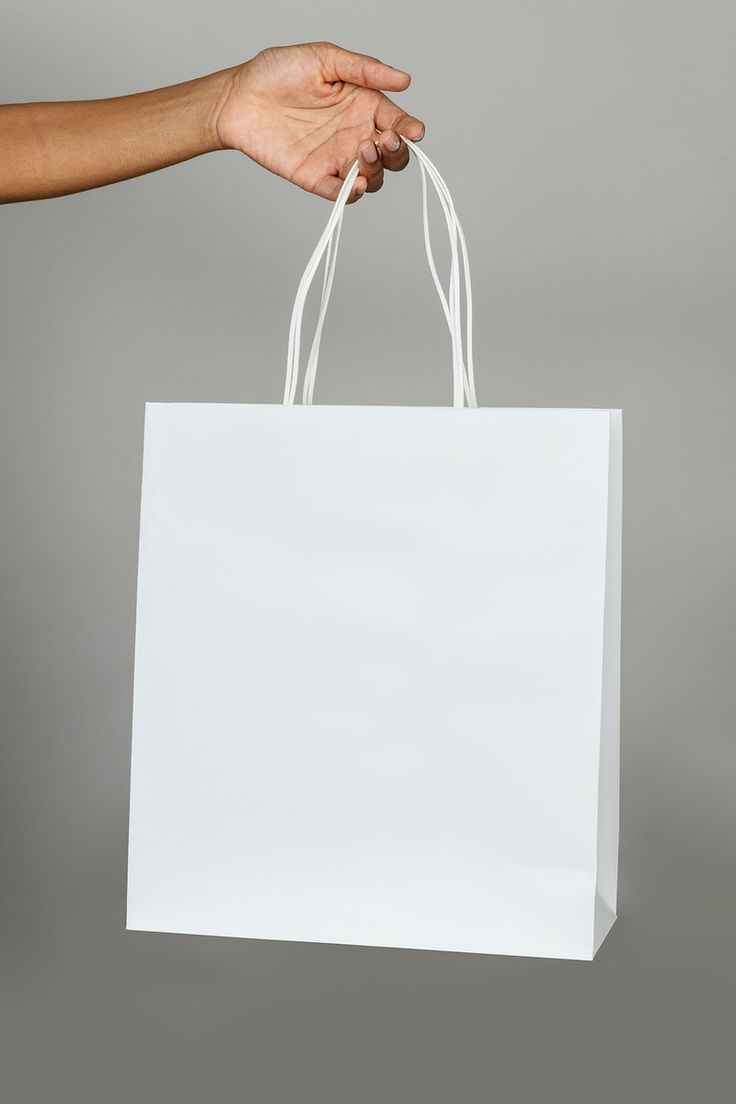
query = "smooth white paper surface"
xmin=127 ymin=404 xmax=621 ymax=959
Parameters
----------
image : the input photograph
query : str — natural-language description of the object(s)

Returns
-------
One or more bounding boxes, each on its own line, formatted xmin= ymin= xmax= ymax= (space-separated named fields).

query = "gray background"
xmin=1 ymin=1 xmax=734 ymax=1100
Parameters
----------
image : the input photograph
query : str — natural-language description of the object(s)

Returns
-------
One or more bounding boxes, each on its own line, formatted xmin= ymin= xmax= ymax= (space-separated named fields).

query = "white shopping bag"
xmin=127 ymin=144 xmax=621 ymax=960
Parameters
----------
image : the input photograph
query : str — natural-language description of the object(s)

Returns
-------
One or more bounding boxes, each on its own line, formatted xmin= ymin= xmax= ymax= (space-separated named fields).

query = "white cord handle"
xmin=284 ymin=140 xmax=477 ymax=409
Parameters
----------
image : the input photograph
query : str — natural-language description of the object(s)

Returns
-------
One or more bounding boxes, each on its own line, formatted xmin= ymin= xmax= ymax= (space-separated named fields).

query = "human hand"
xmin=215 ymin=42 xmax=425 ymax=203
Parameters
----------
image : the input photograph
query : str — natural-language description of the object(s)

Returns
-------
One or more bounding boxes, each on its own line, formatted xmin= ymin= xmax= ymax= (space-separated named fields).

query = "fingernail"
xmin=356 ymin=180 xmax=367 ymax=195
xmin=386 ymin=133 xmax=401 ymax=152
xmin=363 ymin=143 xmax=378 ymax=164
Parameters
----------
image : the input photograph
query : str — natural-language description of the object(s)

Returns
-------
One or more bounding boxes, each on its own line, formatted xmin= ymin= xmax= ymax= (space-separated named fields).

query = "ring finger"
xmin=357 ymin=136 xmax=385 ymax=193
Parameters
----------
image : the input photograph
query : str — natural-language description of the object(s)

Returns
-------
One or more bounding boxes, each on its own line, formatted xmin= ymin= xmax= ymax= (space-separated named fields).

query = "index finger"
xmin=373 ymin=96 xmax=425 ymax=143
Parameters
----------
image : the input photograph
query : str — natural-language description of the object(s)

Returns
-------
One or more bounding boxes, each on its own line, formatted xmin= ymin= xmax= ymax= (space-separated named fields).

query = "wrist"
xmin=193 ymin=68 xmax=238 ymax=154
xmin=209 ymin=59 xmax=267 ymax=158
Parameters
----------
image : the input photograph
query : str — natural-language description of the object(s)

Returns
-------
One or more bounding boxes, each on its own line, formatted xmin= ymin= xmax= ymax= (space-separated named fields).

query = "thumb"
xmin=318 ymin=42 xmax=411 ymax=91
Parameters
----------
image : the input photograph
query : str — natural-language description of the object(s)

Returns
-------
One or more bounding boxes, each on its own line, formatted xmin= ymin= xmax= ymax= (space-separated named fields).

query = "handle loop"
xmin=284 ymin=140 xmax=477 ymax=409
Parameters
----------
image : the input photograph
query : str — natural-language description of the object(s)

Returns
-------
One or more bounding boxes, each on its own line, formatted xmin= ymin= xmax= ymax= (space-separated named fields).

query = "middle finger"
xmin=377 ymin=129 xmax=411 ymax=173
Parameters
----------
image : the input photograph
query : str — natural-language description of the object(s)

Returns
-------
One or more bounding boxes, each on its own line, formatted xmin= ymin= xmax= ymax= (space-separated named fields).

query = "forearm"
xmin=0 ymin=69 xmax=234 ymax=203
